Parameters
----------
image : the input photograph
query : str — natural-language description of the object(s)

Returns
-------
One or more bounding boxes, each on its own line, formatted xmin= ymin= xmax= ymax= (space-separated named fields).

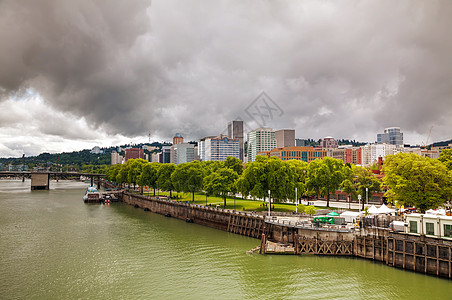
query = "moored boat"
xmin=83 ymin=186 xmax=100 ymax=203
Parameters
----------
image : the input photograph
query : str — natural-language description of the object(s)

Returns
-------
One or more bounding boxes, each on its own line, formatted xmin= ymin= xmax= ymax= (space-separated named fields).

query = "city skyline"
xmin=1 ymin=1 xmax=452 ymax=157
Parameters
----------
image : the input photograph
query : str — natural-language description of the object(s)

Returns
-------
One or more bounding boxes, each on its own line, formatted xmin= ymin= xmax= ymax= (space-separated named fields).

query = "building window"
xmin=444 ymin=224 xmax=452 ymax=238
xmin=426 ymin=222 xmax=435 ymax=235
xmin=409 ymin=221 xmax=417 ymax=233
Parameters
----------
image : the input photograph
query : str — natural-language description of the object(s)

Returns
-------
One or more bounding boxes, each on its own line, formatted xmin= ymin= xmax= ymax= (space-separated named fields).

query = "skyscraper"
xmin=228 ymin=120 xmax=244 ymax=161
xmin=201 ymin=135 xmax=240 ymax=161
xmin=377 ymin=127 xmax=403 ymax=145
xmin=275 ymin=129 xmax=295 ymax=148
xmin=247 ymin=128 xmax=276 ymax=162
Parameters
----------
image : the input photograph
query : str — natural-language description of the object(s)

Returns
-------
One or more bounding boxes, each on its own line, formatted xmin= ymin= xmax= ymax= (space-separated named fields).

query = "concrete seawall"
xmin=120 ymin=192 xmax=266 ymax=239
xmin=118 ymin=191 xmax=452 ymax=279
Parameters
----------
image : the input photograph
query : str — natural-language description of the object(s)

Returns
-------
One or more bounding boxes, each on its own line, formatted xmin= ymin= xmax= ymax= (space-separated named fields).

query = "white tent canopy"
xmin=378 ymin=204 xmax=395 ymax=214
xmin=368 ymin=205 xmax=379 ymax=214
xmin=340 ymin=211 xmax=361 ymax=223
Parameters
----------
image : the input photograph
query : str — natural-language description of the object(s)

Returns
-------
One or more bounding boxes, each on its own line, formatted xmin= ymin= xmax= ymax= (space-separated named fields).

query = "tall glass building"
xmin=247 ymin=128 xmax=276 ymax=162
xmin=377 ymin=127 xmax=403 ymax=146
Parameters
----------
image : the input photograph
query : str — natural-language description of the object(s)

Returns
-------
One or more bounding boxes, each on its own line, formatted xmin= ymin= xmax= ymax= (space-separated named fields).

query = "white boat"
xmin=83 ymin=186 xmax=100 ymax=203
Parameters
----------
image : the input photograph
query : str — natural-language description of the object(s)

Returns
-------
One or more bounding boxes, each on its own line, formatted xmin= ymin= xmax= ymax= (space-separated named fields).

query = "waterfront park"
xmin=105 ymin=150 xmax=452 ymax=214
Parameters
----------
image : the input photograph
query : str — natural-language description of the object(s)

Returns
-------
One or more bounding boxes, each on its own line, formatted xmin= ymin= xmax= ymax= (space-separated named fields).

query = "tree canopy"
xmin=203 ymin=167 xmax=238 ymax=207
xmin=383 ymin=153 xmax=452 ymax=212
xmin=171 ymin=161 xmax=205 ymax=201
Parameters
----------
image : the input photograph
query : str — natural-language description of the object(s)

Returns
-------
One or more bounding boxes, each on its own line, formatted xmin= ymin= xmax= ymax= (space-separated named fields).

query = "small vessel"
xmin=83 ymin=185 xmax=101 ymax=203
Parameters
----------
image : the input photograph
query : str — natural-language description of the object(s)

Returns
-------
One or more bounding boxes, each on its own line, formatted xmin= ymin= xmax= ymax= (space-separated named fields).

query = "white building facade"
xmin=247 ymin=128 xmax=277 ymax=162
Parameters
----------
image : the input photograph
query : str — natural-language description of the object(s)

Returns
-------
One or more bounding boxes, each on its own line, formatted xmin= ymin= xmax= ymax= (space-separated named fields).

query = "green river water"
xmin=1 ymin=180 xmax=451 ymax=299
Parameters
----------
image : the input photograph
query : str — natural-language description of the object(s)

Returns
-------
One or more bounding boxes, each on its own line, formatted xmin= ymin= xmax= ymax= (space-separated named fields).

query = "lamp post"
xmin=366 ymin=187 xmax=369 ymax=205
xmin=295 ymin=187 xmax=298 ymax=213
xmin=358 ymin=194 xmax=361 ymax=214
xmin=268 ymin=190 xmax=271 ymax=217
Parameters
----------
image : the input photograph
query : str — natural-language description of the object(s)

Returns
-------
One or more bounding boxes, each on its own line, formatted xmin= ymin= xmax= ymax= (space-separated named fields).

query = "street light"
xmin=268 ymin=190 xmax=271 ymax=217
xmin=366 ymin=187 xmax=369 ymax=205
xmin=358 ymin=194 xmax=361 ymax=214
xmin=295 ymin=187 xmax=298 ymax=213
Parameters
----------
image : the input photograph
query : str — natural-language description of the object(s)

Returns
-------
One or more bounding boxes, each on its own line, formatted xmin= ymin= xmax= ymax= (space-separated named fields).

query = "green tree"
xmin=306 ymin=157 xmax=345 ymax=207
xmin=157 ymin=164 xmax=176 ymax=198
xmin=439 ymin=149 xmax=452 ymax=171
xmin=171 ymin=161 xmax=205 ymax=201
xmin=203 ymin=167 xmax=238 ymax=207
xmin=341 ymin=179 xmax=357 ymax=207
xmin=106 ymin=164 xmax=121 ymax=182
xmin=224 ymin=156 xmax=243 ymax=175
xmin=116 ymin=162 xmax=130 ymax=188
xmin=354 ymin=166 xmax=381 ymax=210
xmin=127 ymin=159 xmax=148 ymax=190
xmin=287 ymin=160 xmax=308 ymax=204
xmin=138 ymin=162 xmax=161 ymax=196
xmin=383 ymin=153 xmax=452 ymax=212
xmin=235 ymin=156 xmax=295 ymax=204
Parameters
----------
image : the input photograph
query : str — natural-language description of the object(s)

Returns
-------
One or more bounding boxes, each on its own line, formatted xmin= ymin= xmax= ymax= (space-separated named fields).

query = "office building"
xmin=275 ymin=129 xmax=295 ymax=148
xmin=296 ymin=139 xmax=308 ymax=147
xmin=360 ymin=143 xmax=404 ymax=167
xmin=259 ymin=146 xmax=327 ymax=163
xmin=173 ymin=143 xmax=195 ymax=164
xmin=228 ymin=120 xmax=244 ymax=161
xmin=327 ymin=146 xmax=362 ymax=165
xmin=377 ymin=127 xmax=403 ymax=145
xmin=201 ymin=135 xmax=240 ymax=162
xmin=198 ymin=136 xmax=216 ymax=161
xmin=151 ymin=152 xmax=162 ymax=163
xmin=111 ymin=151 xmax=123 ymax=165
xmin=247 ymin=128 xmax=277 ymax=162
xmin=321 ymin=137 xmax=338 ymax=148
xmin=124 ymin=148 xmax=144 ymax=162
xmin=162 ymin=146 xmax=171 ymax=163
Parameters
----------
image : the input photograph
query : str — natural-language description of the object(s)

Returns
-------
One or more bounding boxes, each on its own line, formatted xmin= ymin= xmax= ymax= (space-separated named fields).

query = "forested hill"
xmin=0 ymin=142 xmax=171 ymax=167
xmin=0 ymin=149 xmax=112 ymax=166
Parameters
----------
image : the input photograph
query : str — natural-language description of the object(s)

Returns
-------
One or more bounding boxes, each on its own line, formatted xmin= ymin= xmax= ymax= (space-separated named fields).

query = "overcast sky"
xmin=1 ymin=0 xmax=451 ymax=157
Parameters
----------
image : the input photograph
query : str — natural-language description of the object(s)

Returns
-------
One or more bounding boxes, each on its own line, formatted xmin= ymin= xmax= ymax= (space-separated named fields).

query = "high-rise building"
xmin=161 ymin=146 xmax=171 ymax=163
xmin=360 ymin=143 xmax=404 ymax=167
xmin=228 ymin=120 xmax=244 ymax=161
xmin=173 ymin=133 xmax=184 ymax=145
xmin=201 ymin=135 xmax=240 ymax=162
xmin=124 ymin=148 xmax=144 ymax=162
xmin=173 ymin=143 xmax=195 ymax=164
xmin=198 ymin=136 xmax=216 ymax=161
xmin=295 ymin=139 xmax=308 ymax=147
xmin=247 ymin=128 xmax=276 ymax=162
xmin=321 ymin=137 xmax=338 ymax=148
xmin=151 ymin=152 xmax=162 ymax=163
xmin=111 ymin=151 xmax=124 ymax=165
xmin=377 ymin=127 xmax=403 ymax=145
xmin=275 ymin=129 xmax=295 ymax=148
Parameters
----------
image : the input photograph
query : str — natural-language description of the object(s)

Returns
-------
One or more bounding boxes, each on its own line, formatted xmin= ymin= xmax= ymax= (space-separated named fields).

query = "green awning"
xmin=326 ymin=211 xmax=340 ymax=216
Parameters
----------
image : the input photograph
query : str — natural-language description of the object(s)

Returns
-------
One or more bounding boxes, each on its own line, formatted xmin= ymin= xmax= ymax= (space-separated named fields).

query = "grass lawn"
xmin=142 ymin=190 xmax=300 ymax=212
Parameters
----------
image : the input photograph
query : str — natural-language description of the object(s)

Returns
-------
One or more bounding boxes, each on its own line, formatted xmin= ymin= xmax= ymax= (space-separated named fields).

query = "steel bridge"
xmin=0 ymin=171 xmax=105 ymax=190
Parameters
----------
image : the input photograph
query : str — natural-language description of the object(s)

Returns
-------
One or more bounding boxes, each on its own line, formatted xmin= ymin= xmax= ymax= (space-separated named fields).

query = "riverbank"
xmin=118 ymin=190 xmax=452 ymax=280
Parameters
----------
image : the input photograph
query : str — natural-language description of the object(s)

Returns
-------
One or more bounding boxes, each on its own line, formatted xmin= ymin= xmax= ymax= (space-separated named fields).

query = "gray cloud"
xmin=1 ymin=0 xmax=452 ymax=157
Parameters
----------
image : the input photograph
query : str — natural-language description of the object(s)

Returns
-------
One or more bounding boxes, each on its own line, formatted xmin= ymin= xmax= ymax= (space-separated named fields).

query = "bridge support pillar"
xmin=31 ymin=173 xmax=49 ymax=190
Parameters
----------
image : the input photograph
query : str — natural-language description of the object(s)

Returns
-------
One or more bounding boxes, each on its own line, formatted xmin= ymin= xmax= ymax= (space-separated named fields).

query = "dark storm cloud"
xmin=1 ymin=0 xmax=452 ymax=146
xmin=0 ymin=0 xmax=161 ymax=135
